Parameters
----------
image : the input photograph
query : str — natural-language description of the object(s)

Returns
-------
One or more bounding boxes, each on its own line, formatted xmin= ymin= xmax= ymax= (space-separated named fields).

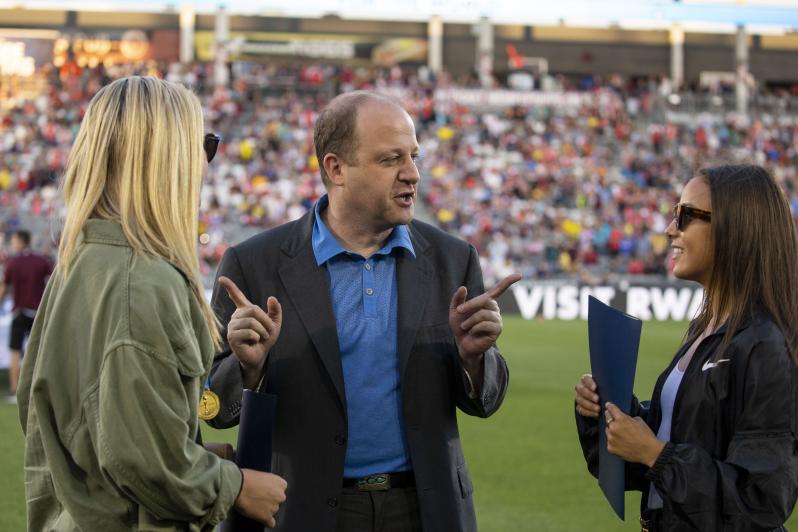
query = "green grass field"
xmin=1 ymin=318 xmax=795 ymax=531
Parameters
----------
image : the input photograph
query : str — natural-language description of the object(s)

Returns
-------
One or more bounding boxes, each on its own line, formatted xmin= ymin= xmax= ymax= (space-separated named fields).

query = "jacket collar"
xmin=82 ymin=218 xmax=190 ymax=283
xmin=83 ymin=219 xmax=130 ymax=247
xmin=689 ymin=305 xmax=768 ymax=340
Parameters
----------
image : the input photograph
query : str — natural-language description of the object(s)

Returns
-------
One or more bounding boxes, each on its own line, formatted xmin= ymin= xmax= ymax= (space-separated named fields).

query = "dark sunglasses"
xmin=204 ymin=133 xmax=221 ymax=163
xmin=672 ymin=203 xmax=711 ymax=231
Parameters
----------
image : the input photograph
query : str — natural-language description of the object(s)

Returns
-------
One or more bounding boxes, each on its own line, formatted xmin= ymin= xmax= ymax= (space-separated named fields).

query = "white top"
xmin=647 ymin=363 xmax=686 ymax=510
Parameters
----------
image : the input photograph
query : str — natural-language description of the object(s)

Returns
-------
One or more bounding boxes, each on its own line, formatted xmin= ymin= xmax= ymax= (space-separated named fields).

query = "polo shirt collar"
xmin=311 ymin=195 xmax=415 ymax=266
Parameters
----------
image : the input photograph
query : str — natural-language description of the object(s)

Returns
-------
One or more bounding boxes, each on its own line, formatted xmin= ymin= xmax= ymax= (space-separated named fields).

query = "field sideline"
xmin=0 ymin=318 xmax=795 ymax=531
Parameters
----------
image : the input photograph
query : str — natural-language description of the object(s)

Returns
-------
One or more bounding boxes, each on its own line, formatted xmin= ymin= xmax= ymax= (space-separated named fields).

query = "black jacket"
xmin=577 ymin=310 xmax=798 ymax=531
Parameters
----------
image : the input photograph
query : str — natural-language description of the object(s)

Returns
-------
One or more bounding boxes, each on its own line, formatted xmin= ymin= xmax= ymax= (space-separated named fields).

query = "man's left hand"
xmin=449 ymin=273 xmax=522 ymax=368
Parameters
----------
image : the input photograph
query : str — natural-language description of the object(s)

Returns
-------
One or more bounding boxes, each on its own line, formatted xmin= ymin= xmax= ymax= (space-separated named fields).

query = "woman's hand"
xmin=574 ymin=374 xmax=601 ymax=418
xmin=605 ymin=402 xmax=665 ymax=467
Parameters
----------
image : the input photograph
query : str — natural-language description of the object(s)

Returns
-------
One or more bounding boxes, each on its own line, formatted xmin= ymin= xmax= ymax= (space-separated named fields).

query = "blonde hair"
xmin=58 ymin=76 xmax=221 ymax=350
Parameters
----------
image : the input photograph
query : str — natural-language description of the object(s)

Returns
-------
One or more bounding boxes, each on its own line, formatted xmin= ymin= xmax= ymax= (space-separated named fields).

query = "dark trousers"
xmin=9 ymin=313 xmax=34 ymax=351
xmin=335 ymin=486 xmax=422 ymax=532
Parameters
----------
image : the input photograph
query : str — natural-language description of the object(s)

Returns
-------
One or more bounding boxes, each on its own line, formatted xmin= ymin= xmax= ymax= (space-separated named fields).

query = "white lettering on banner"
xmin=512 ymin=285 xmax=616 ymax=320
xmin=591 ymin=287 xmax=616 ymax=312
xmin=688 ymin=289 xmax=704 ymax=318
xmin=650 ymin=287 xmax=694 ymax=321
xmin=627 ymin=286 xmax=704 ymax=321
xmin=557 ymin=286 xmax=579 ymax=320
xmin=626 ymin=287 xmax=652 ymax=320
xmin=512 ymin=284 xmax=700 ymax=321
xmin=513 ymin=284 xmax=544 ymax=320
xmin=543 ymin=286 xmax=557 ymax=319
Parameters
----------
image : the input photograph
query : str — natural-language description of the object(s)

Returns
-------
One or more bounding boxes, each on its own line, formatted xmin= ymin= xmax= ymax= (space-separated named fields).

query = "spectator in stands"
xmin=0 ymin=229 xmax=52 ymax=403
xmin=574 ymin=164 xmax=798 ymax=530
xmin=4 ymin=62 xmax=798 ymax=286
xmin=17 ymin=76 xmax=287 ymax=531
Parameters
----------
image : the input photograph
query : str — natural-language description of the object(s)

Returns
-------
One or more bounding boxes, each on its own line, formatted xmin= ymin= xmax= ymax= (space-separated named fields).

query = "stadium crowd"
xmin=2 ymin=60 xmax=798 ymax=286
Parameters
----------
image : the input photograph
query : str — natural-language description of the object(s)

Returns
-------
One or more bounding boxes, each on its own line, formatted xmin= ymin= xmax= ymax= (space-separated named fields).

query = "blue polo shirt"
xmin=312 ymin=195 xmax=415 ymax=478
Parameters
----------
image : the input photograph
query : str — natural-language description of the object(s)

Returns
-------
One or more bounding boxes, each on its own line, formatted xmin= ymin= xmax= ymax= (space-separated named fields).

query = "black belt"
xmin=342 ymin=471 xmax=416 ymax=491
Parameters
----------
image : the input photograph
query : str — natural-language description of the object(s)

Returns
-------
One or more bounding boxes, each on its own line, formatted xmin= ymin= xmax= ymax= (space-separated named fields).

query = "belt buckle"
xmin=356 ymin=473 xmax=391 ymax=491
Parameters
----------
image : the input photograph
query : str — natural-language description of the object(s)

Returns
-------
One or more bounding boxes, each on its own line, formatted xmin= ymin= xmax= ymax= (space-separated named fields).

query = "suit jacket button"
xmin=335 ymin=435 xmax=346 ymax=445
xmin=328 ymin=497 xmax=338 ymax=508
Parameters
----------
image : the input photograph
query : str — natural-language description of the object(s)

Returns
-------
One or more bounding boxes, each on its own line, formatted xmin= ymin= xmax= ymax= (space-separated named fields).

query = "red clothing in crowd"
xmin=4 ymin=252 xmax=53 ymax=313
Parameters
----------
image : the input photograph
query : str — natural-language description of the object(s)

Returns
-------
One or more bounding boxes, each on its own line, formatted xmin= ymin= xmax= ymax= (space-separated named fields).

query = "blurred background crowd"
xmin=3 ymin=60 xmax=798 ymax=287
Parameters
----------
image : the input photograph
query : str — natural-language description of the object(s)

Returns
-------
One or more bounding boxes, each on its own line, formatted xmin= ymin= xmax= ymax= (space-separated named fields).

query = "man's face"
xmin=10 ymin=235 xmax=24 ymax=253
xmin=337 ymin=101 xmax=420 ymax=232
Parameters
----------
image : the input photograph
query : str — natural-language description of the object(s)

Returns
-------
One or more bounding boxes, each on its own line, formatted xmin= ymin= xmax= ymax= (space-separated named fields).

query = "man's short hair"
xmin=13 ymin=230 xmax=31 ymax=247
xmin=313 ymin=91 xmax=404 ymax=187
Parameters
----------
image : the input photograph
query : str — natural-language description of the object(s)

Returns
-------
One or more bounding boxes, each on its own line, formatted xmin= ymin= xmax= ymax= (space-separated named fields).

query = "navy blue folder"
xmin=587 ymin=296 xmax=642 ymax=520
xmin=219 ymin=389 xmax=277 ymax=532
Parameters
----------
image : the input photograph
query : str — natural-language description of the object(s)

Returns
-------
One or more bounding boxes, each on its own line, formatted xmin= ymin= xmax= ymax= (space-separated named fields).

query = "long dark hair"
xmin=687 ymin=164 xmax=798 ymax=365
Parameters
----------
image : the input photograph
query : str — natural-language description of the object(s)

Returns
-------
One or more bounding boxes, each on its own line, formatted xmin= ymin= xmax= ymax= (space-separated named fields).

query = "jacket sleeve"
xmin=575 ymin=395 xmax=650 ymax=490
xmin=207 ymin=246 xmax=251 ymax=429
xmin=452 ymin=244 xmax=509 ymax=418
xmin=92 ymin=342 xmax=242 ymax=528
xmin=646 ymin=339 xmax=798 ymax=528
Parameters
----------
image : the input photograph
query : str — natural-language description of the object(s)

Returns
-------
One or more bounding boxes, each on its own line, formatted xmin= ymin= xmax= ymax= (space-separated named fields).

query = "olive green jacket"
xmin=18 ymin=220 xmax=241 ymax=531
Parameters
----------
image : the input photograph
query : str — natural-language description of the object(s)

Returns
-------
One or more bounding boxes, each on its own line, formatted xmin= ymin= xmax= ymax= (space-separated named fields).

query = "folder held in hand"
xmin=587 ymin=296 xmax=642 ymax=520
xmin=219 ymin=389 xmax=277 ymax=532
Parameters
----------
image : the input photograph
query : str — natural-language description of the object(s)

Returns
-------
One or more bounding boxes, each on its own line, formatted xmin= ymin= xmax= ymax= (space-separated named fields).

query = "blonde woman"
xmin=17 ymin=76 xmax=287 ymax=531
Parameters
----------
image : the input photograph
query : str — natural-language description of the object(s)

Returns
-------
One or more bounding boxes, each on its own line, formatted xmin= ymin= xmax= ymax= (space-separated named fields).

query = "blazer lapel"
xmin=396 ymin=224 xmax=433 ymax=380
xmin=278 ymin=213 xmax=347 ymax=412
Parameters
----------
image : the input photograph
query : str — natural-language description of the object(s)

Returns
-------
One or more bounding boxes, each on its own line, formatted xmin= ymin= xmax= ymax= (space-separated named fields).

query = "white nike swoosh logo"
xmin=702 ymin=359 xmax=731 ymax=371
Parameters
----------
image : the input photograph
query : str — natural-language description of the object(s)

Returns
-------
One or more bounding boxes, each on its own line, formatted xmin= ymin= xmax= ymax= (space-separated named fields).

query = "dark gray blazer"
xmin=208 ymin=209 xmax=509 ymax=532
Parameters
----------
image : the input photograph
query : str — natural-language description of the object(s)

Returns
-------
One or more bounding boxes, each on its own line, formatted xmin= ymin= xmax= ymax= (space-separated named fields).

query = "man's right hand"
xmin=218 ymin=276 xmax=282 ymax=387
xmin=234 ymin=469 xmax=288 ymax=528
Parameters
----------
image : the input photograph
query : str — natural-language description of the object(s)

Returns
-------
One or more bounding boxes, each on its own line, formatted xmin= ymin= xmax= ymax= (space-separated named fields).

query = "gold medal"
xmin=199 ymin=389 xmax=220 ymax=421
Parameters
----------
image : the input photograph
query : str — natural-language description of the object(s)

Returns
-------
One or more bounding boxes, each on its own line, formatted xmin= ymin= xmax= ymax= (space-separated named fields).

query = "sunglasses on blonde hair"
xmin=204 ymin=133 xmax=221 ymax=163
xmin=673 ymin=203 xmax=712 ymax=231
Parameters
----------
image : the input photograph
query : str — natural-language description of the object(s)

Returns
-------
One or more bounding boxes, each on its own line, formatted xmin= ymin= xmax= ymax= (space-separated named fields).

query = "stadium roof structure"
xmin=3 ymin=0 xmax=798 ymax=31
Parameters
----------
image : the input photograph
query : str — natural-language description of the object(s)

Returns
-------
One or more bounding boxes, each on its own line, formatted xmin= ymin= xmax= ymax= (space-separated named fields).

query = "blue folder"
xmin=219 ymin=389 xmax=277 ymax=532
xmin=587 ymin=296 xmax=642 ymax=520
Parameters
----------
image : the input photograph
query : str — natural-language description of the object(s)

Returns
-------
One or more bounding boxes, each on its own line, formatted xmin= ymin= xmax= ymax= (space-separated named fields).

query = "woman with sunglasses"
xmin=574 ymin=164 xmax=798 ymax=531
xmin=17 ymin=77 xmax=287 ymax=531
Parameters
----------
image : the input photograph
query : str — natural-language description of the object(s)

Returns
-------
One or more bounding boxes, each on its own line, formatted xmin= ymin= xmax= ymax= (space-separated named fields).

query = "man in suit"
xmin=209 ymin=91 xmax=519 ymax=532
